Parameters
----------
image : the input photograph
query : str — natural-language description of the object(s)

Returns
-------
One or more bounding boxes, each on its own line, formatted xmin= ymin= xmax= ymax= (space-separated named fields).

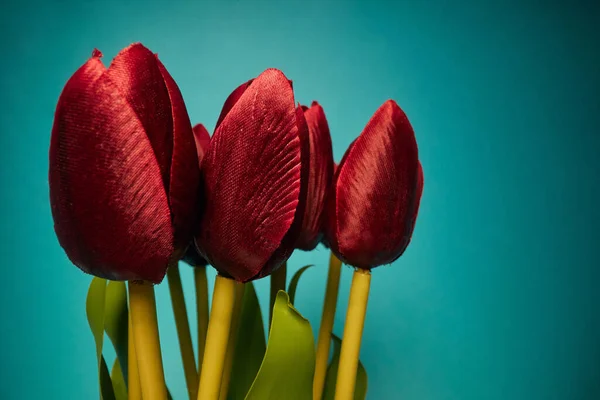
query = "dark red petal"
xmin=325 ymin=100 xmax=419 ymax=269
xmin=397 ymin=161 xmax=424 ymax=255
xmin=49 ymin=55 xmax=174 ymax=283
xmin=192 ymin=123 xmax=211 ymax=161
xmin=214 ymin=79 xmax=254 ymax=131
xmin=156 ymin=58 xmax=200 ymax=251
xmin=104 ymin=44 xmax=174 ymax=192
xmin=295 ymin=101 xmax=334 ymax=250
xmin=255 ymin=104 xmax=311 ymax=279
xmin=196 ymin=69 xmax=301 ymax=282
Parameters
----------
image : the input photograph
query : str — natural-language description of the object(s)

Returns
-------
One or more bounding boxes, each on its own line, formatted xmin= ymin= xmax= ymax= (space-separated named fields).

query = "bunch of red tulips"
xmin=49 ymin=43 xmax=423 ymax=400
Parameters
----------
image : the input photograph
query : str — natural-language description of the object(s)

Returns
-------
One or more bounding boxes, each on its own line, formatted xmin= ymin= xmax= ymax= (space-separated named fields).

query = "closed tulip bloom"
xmin=295 ymin=102 xmax=334 ymax=251
xmin=195 ymin=69 xmax=309 ymax=282
xmin=49 ymin=44 xmax=200 ymax=283
xmin=324 ymin=100 xmax=422 ymax=269
xmin=182 ymin=123 xmax=211 ymax=267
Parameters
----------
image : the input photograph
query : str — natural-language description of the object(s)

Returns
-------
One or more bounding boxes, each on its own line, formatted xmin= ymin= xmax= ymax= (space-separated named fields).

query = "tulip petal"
xmin=197 ymin=69 xmax=302 ymax=282
xmin=295 ymin=102 xmax=334 ymax=250
xmin=105 ymin=43 xmax=174 ymax=191
xmin=192 ymin=123 xmax=211 ymax=161
xmin=398 ymin=161 xmax=424 ymax=255
xmin=49 ymin=55 xmax=174 ymax=283
xmin=214 ymin=79 xmax=253 ymax=131
xmin=255 ymin=105 xmax=310 ymax=279
xmin=326 ymin=100 xmax=419 ymax=269
xmin=156 ymin=59 xmax=200 ymax=250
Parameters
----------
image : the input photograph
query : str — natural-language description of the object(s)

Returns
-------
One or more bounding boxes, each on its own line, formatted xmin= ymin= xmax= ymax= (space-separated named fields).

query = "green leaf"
xmin=100 ymin=356 xmax=116 ymax=400
xmin=245 ymin=291 xmax=315 ymax=400
xmin=111 ymin=358 xmax=127 ymax=400
xmin=87 ymin=277 xmax=116 ymax=400
xmin=287 ymin=265 xmax=313 ymax=304
xmin=322 ymin=334 xmax=368 ymax=400
xmin=228 ymin=282 xmax=266 ymax=400
xmin=104 ymin=281 xmax=129 ymax=382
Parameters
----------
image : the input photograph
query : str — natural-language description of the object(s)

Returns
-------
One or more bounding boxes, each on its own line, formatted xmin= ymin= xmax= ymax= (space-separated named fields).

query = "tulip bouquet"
xmin=49 ymin=44 xmax=423 ymax=400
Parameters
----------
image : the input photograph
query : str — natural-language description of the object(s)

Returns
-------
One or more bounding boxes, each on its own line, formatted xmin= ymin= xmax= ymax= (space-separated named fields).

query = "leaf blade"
xmin=287 ymin=265 xmax=313 ymax=304
xmin=245 ymin=291 xmax=315 ymax=400
xmin=104 ymin=281 xmax=129 ymax=382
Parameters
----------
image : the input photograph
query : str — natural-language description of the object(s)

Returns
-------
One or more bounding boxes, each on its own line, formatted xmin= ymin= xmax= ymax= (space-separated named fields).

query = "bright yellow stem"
xmin=219 ymin=282 xmax=245 ymax=400
xmin=269 ymin=261 xmax=287 ymax=325
xmin=128 ymin=312 xmax=142 ymax=400
xmin=167 ymin=265 xmax=198 ymax=400
xmin=195 ymin=266 xmax=209 ymax=374
xmin=197 ymin=275 xmax=238 ymax=400
xmin=334 ymin=269 xmax=371 ymax=400
xmin=313 ymin=252 xmax=343 ymax=400
xmin=128 ymin=281 xmax=167 ymax=400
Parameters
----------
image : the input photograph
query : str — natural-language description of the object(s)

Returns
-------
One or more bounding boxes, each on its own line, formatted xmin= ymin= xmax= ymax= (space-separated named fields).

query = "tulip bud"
xmin=324 ymin=100 xmax=422 ymax=269
xmin=195 ymin=69 xmax=309 ymax=282
xmin=49 ymin=44 xmax=200 ymax=283
xmin=295 ymin=102 xmax=334 ymax=251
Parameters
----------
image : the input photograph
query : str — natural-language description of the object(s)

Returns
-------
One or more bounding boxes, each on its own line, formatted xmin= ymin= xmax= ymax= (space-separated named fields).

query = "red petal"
xmin=398 ymin=161 xmax=424 ymax=255
xmin=156 ymin=58 xmax=200 ymax=251
xmin=255 ymin=104 xmax=311 ymax=279
xmin=192 ymin=123 xmax=211 ymax=161
xmin=295 ymin=101 xmax=334 ymax=250
xmin=105 ymin=43 xmax=174 ymax=191
xmin=214 ymin=79 xmax=254 ymax=131
xmin=325 ymin=100 xmax=419 ymax=269
xmin=49 ymin=55 xmax=174 ymax=283
xmin=196 ymin=69 xmax=302 ymax=282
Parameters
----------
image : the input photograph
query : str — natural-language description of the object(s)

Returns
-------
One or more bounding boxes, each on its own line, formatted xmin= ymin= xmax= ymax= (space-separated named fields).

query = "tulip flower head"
xmin=49 ymin=44 xmax=200 ymax=283
xmin=195 ymin=69 xmax=309 ymax=282
xmin=324 ymin=100 xmax=423 ymax=269
xmin=294 ymin=102 xmax=334 ymax=251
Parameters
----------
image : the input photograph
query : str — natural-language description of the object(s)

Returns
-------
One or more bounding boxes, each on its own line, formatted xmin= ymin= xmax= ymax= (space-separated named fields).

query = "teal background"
xmin=1 ymin=0 xmax=598 ymax=399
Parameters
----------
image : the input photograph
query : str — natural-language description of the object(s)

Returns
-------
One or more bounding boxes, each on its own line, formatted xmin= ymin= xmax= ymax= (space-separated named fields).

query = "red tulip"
xmin=324 ymin=100 xmax=422 ymax=269
xmin=195 ymin=69 xmax=309 ymax=282
xmin=49 ymin=44 xmax=199 ymax=283
xmin=295 ymin=101 xmax=334 ymax=250
xmin=182 ymin=123 xmax=211 ymax=267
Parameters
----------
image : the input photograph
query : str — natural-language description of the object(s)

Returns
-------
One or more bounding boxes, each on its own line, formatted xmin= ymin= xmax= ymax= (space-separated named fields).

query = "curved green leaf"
xmin=111 ymin=359 xmax=127 ymax=400
xmin=104 ymin=281 xmax=129 ymax=382
xmin=287 ymin=265 xmax=313 ymax=304
xmin=322 ymin=334 xmax=368 ymax=400
xmin=86 ymin=277 xmax=115 ymax=400
xmin=228 ymin=282 xmax=266 ymax=400
xmin=245 ymin=291 xmax=315 ymax=400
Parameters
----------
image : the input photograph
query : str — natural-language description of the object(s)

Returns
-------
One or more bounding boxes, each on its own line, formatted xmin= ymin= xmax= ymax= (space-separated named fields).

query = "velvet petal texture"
xmin=181 ymin=123 xmax=211 ymax=268
xmin=324 ymin=100 xmax=422 ymax=269
xmin=49 ymin=44 xmax=199 ymax=283
xmin=195 ymin=69 xmax=309 ymax=282
xmin=295 ymin=101 xmax=334 ymax=250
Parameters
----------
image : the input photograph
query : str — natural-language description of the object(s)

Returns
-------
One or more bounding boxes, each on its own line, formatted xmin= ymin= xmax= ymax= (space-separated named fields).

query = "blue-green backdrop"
xmin=1 ymin=0 xmax=598 ymax=399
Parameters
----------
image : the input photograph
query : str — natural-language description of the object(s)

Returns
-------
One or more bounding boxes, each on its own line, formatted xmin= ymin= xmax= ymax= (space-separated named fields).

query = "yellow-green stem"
xmin=129 ymin=281 xmax=167 ymax=400
xmin=127 ymin=312 xmax=142 ymax=400
xmin=195 ymin=266 xmax=209 ymax=374
xmin=313 ymin=252 xmax=343 ymax=400
xmin=197 ymin=275 xmax=238 ymax=400
xmin=334 ymin=269 xmax=371 ymax=400
xmin=269 ymin=261 xmax=287 ymax=326
xmin=167 ymin=265 xmax=198 ymax=400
